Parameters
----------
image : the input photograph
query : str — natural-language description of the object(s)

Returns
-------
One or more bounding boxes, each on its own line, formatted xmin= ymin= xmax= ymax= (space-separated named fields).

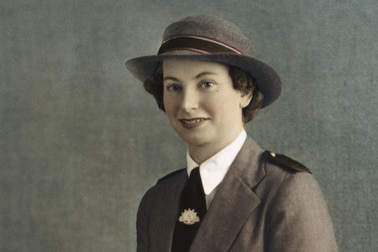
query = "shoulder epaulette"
xmin=263 ymin=150 xmax=312 ymax=174
xmin=157 ymin=168 xmax=186 ymax=184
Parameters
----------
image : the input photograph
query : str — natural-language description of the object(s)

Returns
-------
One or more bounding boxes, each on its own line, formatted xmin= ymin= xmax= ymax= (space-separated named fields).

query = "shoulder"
xmin=143 ymin=168 xmax=187 ymax=197
xmin=258 ymin=151 xmax=327 ymax=212
xmin=257 ymin=150 xmax=315 ymax=197
xmin=258 ymin=150 xmax=324 ymax=206
xmin=261 ymin=150 xmax=312 ymax=174
xmin=157 ymin=168 xmax=187 ymax=184
xmin=138 ymin=168 xmax=187 ymax=209
xmin=259 ymin=152 xmax=338 ymax=251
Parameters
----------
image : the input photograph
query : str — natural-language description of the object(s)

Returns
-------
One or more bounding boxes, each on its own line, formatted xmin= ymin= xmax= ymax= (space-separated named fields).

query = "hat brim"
xmin=126 ymin=53 xmax=281 ymax=108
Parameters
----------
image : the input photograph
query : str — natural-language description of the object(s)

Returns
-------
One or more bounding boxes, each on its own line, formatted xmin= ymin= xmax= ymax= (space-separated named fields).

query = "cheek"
xmin=202 ymin=95 xmax=225 ymax=114
xmin=212 ymin=93 xmax=243 ymax=118
xmin=163 ymin=95 xmax=177 ymax=114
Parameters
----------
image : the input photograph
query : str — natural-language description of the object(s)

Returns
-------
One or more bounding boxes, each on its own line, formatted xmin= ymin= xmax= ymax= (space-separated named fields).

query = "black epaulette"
xmin=263 ymin=150 xmax=312 ymax=174
xmin=157 ymin=168 xmax=186 ymax=184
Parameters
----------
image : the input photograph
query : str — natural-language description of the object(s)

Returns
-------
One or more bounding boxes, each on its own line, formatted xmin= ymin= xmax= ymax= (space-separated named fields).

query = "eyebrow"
xmin=163 ymin=71 xmax=217 ymax=82
xmin=163 ymin=76 xmax=180 ymax=82
xmin=194 ymin=71 xmax=217 ymax=79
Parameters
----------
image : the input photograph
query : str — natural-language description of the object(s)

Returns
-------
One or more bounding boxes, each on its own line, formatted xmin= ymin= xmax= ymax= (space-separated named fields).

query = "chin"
xmin=180 ymin=134 xmax=210 ymax=147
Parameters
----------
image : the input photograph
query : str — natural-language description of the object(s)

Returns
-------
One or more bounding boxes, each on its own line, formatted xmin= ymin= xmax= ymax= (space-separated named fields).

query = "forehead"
xmin=162 ymin=59 xmax=229 ymax=78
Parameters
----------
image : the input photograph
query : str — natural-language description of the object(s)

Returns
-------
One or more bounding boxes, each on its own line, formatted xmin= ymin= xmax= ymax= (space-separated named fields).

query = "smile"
xmin=179 ymin=118 xmax=208 ymax=128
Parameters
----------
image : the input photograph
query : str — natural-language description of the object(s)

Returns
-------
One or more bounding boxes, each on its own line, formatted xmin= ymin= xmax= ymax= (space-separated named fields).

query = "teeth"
xmin=183 ymin=119 xmax=202 ymax=124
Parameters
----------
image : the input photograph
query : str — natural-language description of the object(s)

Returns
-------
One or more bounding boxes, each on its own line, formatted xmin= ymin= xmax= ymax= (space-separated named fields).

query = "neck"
xmin=188 ymin=146 xmax=218 ymax=164
xmin=188 ymin=129 xmax=245 ymax=164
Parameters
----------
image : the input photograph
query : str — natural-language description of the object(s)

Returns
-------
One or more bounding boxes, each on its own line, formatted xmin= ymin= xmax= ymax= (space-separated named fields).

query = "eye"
xmin=200 ymin=81 xmax=214 ymax=89
xmin=165 ymin=83 xmax=181 ymax=92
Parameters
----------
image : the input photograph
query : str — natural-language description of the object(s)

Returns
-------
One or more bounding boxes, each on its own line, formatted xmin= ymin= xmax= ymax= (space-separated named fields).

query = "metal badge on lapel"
xmin=179 ymin=209 xmax=200 ymax=225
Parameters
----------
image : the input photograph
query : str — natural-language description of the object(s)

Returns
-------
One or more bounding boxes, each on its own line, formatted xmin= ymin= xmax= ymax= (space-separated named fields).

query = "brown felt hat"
xmin=126 ymin=15 xmax=281 ymax=107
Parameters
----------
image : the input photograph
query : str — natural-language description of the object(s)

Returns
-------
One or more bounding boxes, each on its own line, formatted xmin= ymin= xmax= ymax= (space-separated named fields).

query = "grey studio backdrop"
xmin=1 ymin=0 xmax=377 ymax=251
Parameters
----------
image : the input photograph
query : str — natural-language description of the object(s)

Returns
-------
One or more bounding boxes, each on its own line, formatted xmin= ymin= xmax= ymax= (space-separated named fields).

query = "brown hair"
xmin=143 ymin=64 xmax=264 ymax=123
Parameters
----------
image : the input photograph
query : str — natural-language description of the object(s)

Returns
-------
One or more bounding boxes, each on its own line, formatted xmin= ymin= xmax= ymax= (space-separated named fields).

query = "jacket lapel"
xmin=189 ymin=137 xmax=266 ymax=251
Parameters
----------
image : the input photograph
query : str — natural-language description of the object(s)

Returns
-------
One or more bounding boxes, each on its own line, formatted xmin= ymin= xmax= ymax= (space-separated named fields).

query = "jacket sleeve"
xmin=136 ymin=189 xmax=152 ymax=252
xmin=265 ymin=173 xmax=339 ymax=252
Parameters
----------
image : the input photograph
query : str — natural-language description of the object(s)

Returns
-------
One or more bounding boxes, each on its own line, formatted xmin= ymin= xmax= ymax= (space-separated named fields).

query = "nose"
xmin=180 ymin=88 xmax=199 ymax=112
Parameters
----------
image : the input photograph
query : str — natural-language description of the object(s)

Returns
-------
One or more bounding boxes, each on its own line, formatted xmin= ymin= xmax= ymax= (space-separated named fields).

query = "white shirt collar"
xmin=186 ymin=130 xmax=247 ymax=195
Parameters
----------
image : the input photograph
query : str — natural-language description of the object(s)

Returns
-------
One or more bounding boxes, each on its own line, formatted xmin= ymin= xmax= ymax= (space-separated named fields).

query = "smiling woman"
xmin=126 ymin=14 xmax=339 ymax=252
xmin=145 ymin=62 xmax=263 ymax=123
xmin=162 ymin=59 xmax=251 ymax=163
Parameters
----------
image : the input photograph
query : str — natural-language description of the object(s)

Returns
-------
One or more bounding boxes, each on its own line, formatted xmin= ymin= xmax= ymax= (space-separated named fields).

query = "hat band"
xmin=158 ymin=36 xmax=242 ymax=55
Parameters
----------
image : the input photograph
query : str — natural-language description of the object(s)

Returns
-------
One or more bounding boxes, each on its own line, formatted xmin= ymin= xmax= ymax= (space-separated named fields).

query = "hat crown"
xmin=161 ymin=15 xmax=254 ymax=56
xmin=126 ymin=14 xmax=281 ymax=108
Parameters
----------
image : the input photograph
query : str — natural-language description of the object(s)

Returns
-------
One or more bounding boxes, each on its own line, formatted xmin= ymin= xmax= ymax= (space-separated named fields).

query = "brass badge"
xmin=178 ymin=209 xmax=200 ymax=225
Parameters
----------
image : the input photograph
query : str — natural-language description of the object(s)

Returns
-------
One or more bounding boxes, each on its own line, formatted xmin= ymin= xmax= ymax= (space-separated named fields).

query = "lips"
xmin=179 ymin=118 xmax=208 ymax=128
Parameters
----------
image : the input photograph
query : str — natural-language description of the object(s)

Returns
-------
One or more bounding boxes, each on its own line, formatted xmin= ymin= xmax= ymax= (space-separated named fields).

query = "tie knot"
xmin=189 ymin=167 xmax=200 ymax=180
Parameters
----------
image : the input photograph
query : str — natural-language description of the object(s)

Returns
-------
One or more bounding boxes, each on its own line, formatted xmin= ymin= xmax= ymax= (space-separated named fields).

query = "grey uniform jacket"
xmin=137 ymin=137 xmax=339 ymax=252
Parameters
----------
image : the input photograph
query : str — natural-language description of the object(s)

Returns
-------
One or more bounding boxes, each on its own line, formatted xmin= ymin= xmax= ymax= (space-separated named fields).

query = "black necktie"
xmin=171 ymin=167 xmax=207 ymax=252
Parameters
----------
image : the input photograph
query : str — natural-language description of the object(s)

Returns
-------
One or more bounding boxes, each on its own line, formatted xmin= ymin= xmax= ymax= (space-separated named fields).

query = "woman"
xmin=126 ymin=14 xmax=338 ymax=252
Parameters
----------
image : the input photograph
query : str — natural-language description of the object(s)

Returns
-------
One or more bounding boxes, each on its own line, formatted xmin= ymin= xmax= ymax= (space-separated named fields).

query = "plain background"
xmin=1 ymin=0 xmax=377 ymax=251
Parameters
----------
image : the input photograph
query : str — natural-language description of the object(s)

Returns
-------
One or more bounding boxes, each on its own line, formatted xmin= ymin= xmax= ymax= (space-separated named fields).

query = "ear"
xmin=240 ymin=91 xmax=253 ymax=108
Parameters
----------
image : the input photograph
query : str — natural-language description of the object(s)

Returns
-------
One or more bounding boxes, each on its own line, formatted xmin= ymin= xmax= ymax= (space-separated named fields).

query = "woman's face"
xmin=162 ymin=59 xmax=251 ymax=156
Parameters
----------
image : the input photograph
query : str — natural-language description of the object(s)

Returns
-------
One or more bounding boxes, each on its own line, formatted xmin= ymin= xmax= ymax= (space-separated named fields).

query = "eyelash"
xmin=166 ymin=84 xmax=181 ymax=92
xmin=165 ymin=81 xmax=216 ymax=92
xmin=200 ymin=81 xmax=215 ymax=88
